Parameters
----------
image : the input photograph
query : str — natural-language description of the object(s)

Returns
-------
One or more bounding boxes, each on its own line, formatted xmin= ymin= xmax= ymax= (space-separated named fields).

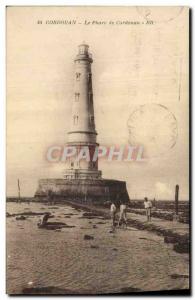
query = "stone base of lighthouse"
xmin=34 ymin=178 xmax=129 ymax=205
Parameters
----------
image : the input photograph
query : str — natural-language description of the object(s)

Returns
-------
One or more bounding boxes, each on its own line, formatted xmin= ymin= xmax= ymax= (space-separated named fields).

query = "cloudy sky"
xmin=7 ymin=6 xmax=189 ymax=200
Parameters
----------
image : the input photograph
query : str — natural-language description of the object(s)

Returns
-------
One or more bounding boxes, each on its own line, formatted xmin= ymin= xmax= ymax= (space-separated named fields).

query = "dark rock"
xmin=65 ymin=216 xmax=71 ymax=218
xmin=84 ymin=234 xmax=94 ymax=240
xmin=22 ymin=286 xmax=78 ymax=295
xmin=170 ymin=273 xmax=189 ymax=279
xmin=83 ymin=212 xmax=100 ymax=217
xmin=46 ymin=221 xmax=66 ymax=226
xmin=64 ymin=225 xmax=75 ymax=228
xmin=64 ymin=213 xmax=77 ymax=216
xmin=113 ymin=248 xmax=118 ymax=251
xmin=173 ymin=242 xmax=189 ymax=253
xmin=90 ymin=245 xmax=99 ymax=249
xmin=16 ymin=216 xmax=26 ymax=220
xmin=13 ymin=211 xmax=47 ymax=217
xmin=120 ymin=287 xmax=142 ymax=293
xmin=164 ymin=236 xmax=178 ymax=244
xmin=37 ymin=221 xmax=75 ymax=230
xmin=80 ymin=212 xmax=104 ymax=220
xmin=100 ymin=216 xmax=110 ymax=220
xmin=80 ymin=216 xmax=97 ymax=219
xmin=96 ymin=221 xmax=106 ymax=225
xmin=156 ymin=232 xmax=163 ymax=236
xmin=93 ymin=225 xmax=97 ymax=228
xmin=48 ymin=207 xmax=59 ymax=209
xmin=25 ymin=212 xmax=48 ymax=216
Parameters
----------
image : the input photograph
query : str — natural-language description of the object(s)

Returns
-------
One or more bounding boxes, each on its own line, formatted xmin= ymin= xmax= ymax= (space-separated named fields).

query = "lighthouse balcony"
xmin=74 ymin=52 xmax=93 ymax=63
xmin=63 ymin=169 xmax=102 ymax=180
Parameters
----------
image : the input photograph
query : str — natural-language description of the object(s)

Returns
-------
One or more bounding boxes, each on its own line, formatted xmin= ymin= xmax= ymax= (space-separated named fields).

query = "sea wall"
xmin=34 ymin=178 xmax=129 ymax=204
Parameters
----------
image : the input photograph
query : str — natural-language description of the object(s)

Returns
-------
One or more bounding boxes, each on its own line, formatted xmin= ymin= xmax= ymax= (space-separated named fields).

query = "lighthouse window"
xmin=75 ymin=93 xmax=80 ymax=101
xmin=90 ymin=116 xmax=94 ymax=124
xmin=76 ymin=73 xmax=81 ymax=80
xmin=73 ymin=115 xmax=78 ymax=125
xmin=88 ymin=73 xmax=92 ymax=82
xmin=88 ymin=93 xmax=92 ymax=104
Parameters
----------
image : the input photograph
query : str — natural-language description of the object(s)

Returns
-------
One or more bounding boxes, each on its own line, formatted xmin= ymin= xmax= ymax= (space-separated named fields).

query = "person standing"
xmin=144 ymin=197 xmax=152 ymax=221
xmin=110 ymin=202 xmax=117 ymax=227
xmin=118 ymin=202 xmax=127 ymax=228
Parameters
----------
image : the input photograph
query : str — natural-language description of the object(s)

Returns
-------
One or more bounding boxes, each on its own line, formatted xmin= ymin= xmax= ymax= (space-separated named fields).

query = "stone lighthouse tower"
xmin=64 ymin=43 xmax=101 ymax=180
xmin=35 ymin=43 xmax=129 ymax=204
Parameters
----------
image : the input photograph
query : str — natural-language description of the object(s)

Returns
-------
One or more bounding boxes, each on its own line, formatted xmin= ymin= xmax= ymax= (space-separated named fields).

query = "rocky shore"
xmin=6 ymin=199 xmax=189 ymax=254
xmin=58 ymin=200 xmax=189 ymax=254
xmin=7 ymin=201 xmax=189 ymax=294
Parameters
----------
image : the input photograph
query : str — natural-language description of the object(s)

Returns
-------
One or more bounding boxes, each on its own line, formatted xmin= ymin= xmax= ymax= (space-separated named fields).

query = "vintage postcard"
xmin=6 ymin=6 xmax=190 ymax=295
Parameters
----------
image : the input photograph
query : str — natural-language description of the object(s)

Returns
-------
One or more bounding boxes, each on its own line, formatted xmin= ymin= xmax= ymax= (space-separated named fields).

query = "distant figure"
xmin=144 ymin=197 xmax=152 ymax=221
xmin=118 ymin=202 xmax=127 ymax=228
xmin=110 ymin=202 xmax=117 ymax=227
xmin=41 ymin=213 xmax=51 ymax=225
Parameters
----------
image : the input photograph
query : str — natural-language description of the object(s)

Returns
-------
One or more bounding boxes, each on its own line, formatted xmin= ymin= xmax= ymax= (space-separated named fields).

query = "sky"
xmin=7 ymin=6 xmax=189 ymax=200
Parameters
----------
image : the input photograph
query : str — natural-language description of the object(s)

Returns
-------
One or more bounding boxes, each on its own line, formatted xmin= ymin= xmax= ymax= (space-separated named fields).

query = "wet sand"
xmin=6 ymin=202 xmax=189 ymax=294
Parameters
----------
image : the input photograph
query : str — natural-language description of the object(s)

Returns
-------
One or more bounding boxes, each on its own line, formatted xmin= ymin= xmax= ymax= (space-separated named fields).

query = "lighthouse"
xmin=64 ymin=43 xmax=101 ymax=180
xmin=35 ymin=44 xmax=129 ymax=204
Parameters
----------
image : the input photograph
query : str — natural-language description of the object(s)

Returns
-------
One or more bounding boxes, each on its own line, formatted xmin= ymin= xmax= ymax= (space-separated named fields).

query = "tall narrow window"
xmin=90 ymin=115 xmax=94 ymax=125
xmin=88 ymin=92 xmax=93 ymax=105
xmin=73 ymin=115 xmax=79 ymax=125
xmin=88 ymin=73 xmax=92 ymax=82
xmin=75 ymin=93 xmax=80 ymax=101
xmin=76 ymin=73 xmax=81 ymax=80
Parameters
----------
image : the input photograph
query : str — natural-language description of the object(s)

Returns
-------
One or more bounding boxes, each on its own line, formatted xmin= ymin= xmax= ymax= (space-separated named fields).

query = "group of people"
xmin=110 ymin=197 xmax=153 ymax=228
xmin=39 ymin=197 xmax=153 ymax=228
xmin=110 ymin=201 xmax=127 ymax=228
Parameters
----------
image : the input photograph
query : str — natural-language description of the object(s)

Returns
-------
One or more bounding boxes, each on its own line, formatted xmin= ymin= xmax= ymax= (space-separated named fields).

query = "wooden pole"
xmin=17 ymin=179 xmax=21 ymax=202
xmin=175 ymin=184 xmax=179 ymax=215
